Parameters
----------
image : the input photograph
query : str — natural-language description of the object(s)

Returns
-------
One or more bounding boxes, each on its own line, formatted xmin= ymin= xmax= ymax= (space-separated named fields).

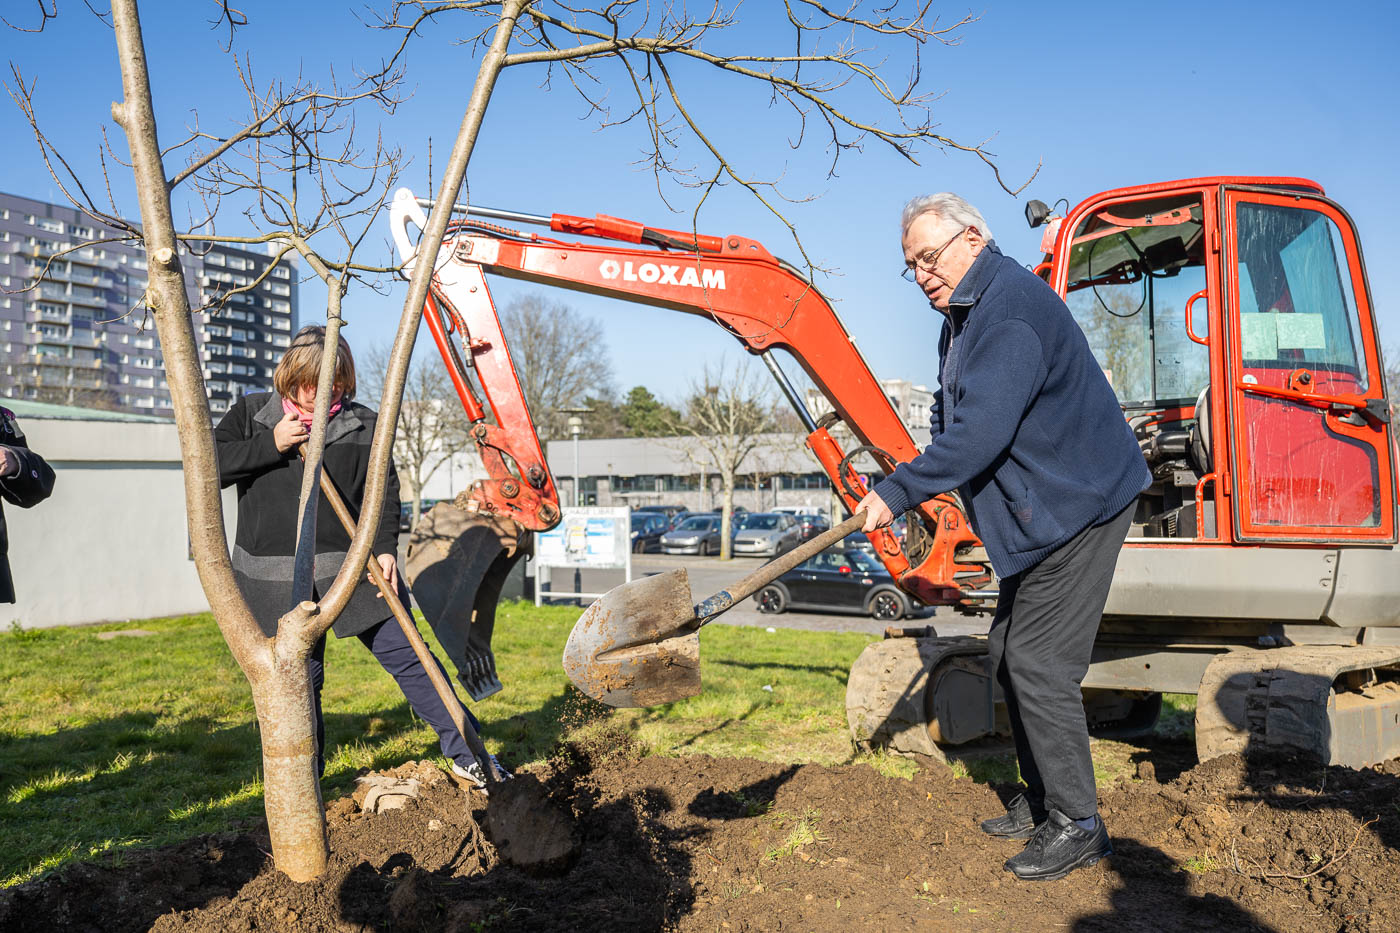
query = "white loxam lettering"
xmin=599 ymin=258 xmax=726 ymax=289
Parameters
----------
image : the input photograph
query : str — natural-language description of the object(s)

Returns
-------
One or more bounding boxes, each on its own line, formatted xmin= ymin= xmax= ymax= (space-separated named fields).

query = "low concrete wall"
xmin=3 ymin=418 xmax=234 ymax=629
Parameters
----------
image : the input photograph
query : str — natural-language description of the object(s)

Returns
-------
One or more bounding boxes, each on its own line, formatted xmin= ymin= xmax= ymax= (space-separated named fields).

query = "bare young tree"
xmin=8 ymin=0 xmax=412 ymax=881
xmin=498 ymin=293 xmax=615 ymax=441
xmin=363 ymin=342 xmax=471 ymax=522
xmin=667 ymin=357 xmax=776 ymax=559
xmin=10 ymin=0 xmax=1028 ymax=883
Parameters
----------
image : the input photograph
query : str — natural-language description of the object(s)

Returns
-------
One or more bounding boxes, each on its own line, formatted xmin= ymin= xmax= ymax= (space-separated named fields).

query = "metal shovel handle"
xmin=690 ymin=511 xmax=869 ymax=624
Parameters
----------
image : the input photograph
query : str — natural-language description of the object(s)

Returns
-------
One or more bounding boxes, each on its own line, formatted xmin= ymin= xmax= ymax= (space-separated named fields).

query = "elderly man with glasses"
xmin=854 ymin=192 xmax=1151 ymax=882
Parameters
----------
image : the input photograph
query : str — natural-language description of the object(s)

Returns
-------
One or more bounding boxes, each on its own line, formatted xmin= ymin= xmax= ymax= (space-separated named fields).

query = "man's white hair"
xmin=901 ymin=193 xmax=993 ymax=243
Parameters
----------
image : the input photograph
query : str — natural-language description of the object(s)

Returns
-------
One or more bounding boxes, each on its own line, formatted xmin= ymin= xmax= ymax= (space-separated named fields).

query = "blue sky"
xmin=3 ymin=1 xmax=1397 ymax=404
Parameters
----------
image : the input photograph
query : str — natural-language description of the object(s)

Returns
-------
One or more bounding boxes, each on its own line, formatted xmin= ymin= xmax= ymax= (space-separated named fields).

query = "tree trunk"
xmin=251 ymin=631 xmax=328 ymax=882
xmin=720 ymin=478 xmax=734 ymax=561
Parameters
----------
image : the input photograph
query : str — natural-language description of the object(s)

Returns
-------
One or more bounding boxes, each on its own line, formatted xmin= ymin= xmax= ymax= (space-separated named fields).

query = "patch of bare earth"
xmin=2 ymin=729 xmax=1397 ymax=932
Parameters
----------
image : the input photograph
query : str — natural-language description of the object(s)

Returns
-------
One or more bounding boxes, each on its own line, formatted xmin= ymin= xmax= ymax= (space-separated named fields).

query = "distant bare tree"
xmin=666 ymin=358 xmax=775 ymax=559
xmin=363 ymin=343 xmax=471 ymax=523
xmin=498 ymin=293 xmax=615 ymax=441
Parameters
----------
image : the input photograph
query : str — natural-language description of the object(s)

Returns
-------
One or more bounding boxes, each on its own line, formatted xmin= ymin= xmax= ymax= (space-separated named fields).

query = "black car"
xmin=753 ymin=546 xmax=920 ymax=621
xmin=630 ymin=511 xmax=669 ymax=553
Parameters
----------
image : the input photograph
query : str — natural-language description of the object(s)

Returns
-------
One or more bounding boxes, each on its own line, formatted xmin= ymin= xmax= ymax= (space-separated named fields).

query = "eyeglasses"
xmin=900 ymin=226 xmax=967 ymax=282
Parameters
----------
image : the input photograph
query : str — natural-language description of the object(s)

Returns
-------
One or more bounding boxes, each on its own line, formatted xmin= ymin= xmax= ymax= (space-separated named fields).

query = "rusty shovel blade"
xmin=561 ymin=569 xmax=703 ymax=708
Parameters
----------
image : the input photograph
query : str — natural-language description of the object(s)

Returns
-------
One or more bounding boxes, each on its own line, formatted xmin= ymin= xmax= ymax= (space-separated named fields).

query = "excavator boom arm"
xmin=390 ymin=189 xmax=989 ymax=608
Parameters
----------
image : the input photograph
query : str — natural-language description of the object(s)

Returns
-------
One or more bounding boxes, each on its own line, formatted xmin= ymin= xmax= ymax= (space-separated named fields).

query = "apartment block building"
xmin=0 ymin=192 xmax=299 ymax=416
xmin=197 ymin=243 xmax=299 ymax=416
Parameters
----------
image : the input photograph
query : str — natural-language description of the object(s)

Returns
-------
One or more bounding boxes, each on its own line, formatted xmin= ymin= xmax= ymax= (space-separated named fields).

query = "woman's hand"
xmin=273 ymin=410 xmax=309 ymax=453
xmin=372 ymin=553 xmax=399 ymax=597
xmin=855 ymin=489 xmax=894 ymax=533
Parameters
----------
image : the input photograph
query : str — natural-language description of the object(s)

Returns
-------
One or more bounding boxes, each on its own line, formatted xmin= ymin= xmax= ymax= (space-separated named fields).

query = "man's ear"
xmin=966 ymin=226 xmax=987 ymax=252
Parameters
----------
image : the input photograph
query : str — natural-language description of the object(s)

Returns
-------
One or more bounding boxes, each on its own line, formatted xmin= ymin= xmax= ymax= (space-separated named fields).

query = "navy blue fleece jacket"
xmin=873 ymin=242 xmax=1150 ymax=578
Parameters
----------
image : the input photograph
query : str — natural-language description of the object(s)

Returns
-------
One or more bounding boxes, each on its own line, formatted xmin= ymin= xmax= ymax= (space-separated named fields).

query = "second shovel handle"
xmin=691 ymin=511 xmax=869 ymax=623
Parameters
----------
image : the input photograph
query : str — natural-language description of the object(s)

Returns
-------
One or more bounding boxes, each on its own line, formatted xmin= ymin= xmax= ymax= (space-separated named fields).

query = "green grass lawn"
xmin=0 ymin=604 xmax=884 ymax=886
xmin=0 ymin=605 xmax=1197 ymax=886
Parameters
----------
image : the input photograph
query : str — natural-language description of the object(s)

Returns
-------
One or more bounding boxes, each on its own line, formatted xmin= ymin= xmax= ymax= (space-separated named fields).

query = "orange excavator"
xmin=389 ymin=177 xmax=1400 ymax=769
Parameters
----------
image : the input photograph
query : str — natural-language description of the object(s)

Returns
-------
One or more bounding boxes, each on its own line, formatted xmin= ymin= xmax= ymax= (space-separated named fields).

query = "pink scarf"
xmin=283 ymin=395 xmax=343 ymax=429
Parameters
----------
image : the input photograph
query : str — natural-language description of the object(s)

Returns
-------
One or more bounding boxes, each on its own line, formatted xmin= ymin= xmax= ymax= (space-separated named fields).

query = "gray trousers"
xmin=985 ymin=502 xmax=1135 ymax=820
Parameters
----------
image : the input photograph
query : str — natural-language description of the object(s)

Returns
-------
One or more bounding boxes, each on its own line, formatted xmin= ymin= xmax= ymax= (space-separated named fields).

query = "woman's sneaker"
xmin=451 ymin=755 xmax=513 ymax=793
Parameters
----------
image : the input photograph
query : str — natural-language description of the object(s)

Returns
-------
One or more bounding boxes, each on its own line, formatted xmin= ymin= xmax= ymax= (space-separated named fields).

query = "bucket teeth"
xmin=406 ymin=503 xmax=528 ymax=701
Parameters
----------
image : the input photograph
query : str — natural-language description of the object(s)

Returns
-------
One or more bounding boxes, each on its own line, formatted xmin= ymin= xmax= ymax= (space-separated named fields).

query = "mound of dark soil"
xmin=3 ymin=731 xmax=1398 ymax=932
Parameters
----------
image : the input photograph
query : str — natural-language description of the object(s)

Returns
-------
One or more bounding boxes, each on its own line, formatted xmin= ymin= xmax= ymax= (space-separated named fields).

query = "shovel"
xmin=310 ymin=464 xmax=503 ymax=787
xmin=563 ymin=511 xmax=867 ymax=708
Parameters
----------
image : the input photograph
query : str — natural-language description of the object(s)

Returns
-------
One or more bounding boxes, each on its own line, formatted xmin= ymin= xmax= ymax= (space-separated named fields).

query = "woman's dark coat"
xmin=0 ymin=407 xmax=56 ymax=604
xmin=215 ymin=391 xmax=404 ymax=638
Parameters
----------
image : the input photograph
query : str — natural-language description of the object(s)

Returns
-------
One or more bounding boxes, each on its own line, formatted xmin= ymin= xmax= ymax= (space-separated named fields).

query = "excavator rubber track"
xmin=1195 ymin=645 xmax=1400 ymax=768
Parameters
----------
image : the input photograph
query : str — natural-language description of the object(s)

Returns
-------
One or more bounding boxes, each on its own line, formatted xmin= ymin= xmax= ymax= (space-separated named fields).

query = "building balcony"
xmin=28 ymin=308 xmax=71 ymax=323
xmin=66 ymin=291 xmax=109 ymax=309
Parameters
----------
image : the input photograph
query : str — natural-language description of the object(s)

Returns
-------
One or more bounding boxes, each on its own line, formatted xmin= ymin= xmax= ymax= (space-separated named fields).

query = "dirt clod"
xmin=482 ymin=773 xmax=579 ymax=875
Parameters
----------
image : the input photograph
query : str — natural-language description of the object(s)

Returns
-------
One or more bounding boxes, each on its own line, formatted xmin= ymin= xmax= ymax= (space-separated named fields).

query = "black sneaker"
xmin=451 ymin=755 xmax=513 ymax=793
xmin=1004 ymin=810 xmax=1112 ymax=882
xmin=979 ymin=793 xmax=1038 ymax=839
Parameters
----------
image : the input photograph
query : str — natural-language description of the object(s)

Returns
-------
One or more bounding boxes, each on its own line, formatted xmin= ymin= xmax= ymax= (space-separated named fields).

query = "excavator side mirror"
xmin=1025 ymin=199 xmax=1051 ymax=228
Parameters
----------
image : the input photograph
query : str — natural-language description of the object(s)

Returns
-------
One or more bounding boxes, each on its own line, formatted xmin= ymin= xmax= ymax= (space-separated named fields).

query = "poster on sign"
xmin=535 ymin=507 xmax=630 ymax=569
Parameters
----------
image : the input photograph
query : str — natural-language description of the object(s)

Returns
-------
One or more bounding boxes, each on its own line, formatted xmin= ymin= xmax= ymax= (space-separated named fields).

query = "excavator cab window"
xmin=1062 ymin=193 xmax=1214 ymax=540
xmin=1062 ymin=193 xmax=1211 ymax=410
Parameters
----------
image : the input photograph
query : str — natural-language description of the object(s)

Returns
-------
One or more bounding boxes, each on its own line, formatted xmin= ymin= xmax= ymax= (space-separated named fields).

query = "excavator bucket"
xmin=405 ymin=500 xmax=528 ymax=701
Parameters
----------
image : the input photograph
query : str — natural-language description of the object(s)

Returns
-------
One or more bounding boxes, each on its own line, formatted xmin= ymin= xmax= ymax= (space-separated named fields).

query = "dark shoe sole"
xmin=1005 ymin=848 xmax=1112 ymax=882
xmin=981 ymin=823 xmax=1035 ymax=840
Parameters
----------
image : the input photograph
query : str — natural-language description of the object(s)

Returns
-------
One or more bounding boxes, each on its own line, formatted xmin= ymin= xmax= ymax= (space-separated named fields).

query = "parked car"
xmin=731 ymin=511 xmax=803 ymax=557
xmin=630 ymin=511 xmax=669 ymax=553
xmin=660 ymin=513 xmax=724 ymax=555
xmin=840 ymin=515 xmax=906 ymax=551
xmin=795 ymin=512 xmax=830 ymax=542
xmin=399 ymin=502 xmax=414 ymax=533
xmin=639 ymin=504 xmax=689 ymax=522
xmin=635 ymin=507 xmax=691 ymax=531
xmin=753 ymin=547 xmax=921 ymax=621
xmin=773 ymin=505 xmax=826 ymax=518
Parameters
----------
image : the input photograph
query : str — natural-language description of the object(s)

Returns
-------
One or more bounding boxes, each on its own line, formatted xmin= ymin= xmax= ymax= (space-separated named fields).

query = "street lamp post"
xmin=568 ymin=414 xmax=584 ymax=506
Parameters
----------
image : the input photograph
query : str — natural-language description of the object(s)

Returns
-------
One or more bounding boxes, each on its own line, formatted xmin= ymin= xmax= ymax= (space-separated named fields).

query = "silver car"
xmin=731 ymin=512 xmax=803 ymax=557
xmin=661 ymin=514 xmax=723 ymax=555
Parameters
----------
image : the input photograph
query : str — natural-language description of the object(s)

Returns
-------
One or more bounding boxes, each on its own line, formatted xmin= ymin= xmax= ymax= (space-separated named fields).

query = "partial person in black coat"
xmin=0 ymin=405 xmax=56 ymax=604
xmin=213 ymin=326 xmax=509 ymax=788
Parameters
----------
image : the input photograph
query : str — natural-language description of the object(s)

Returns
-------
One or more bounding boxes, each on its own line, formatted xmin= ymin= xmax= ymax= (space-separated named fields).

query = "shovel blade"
xmin=562 ymin=569 xmax=702 ymax=708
